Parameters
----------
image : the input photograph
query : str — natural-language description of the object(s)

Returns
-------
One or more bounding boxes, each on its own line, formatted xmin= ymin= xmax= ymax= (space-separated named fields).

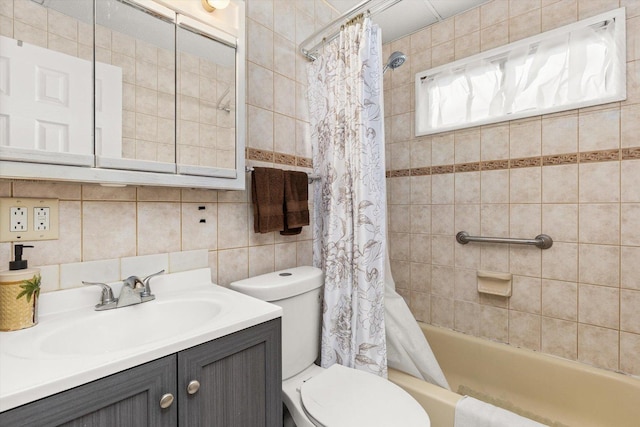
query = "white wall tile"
xmin=578 ymin=324 xmax=619 ymax=371
xmin=510 ymin=118 xmax=541 ymax=158
xmin=542 ymin=113 xmax=578 ymax=155
xmin=542 ymin=278 xmax=577 ymax=321
xmin=137 ymin=202 xmax=181 ymax=255
xmin=182 ymin=203 xmax=217 ymax=251
xmin=578 ymin=244 xmax=620 ymax=287
xmin=169 ymin=250 xmax=208 ymax=273
xmin=578 ymin=284 xmax=619 ymax=329
xmin=621 ymin=246 xmax=640 ymax=290
xmin=39 ymin=264 xmax=60 ymax=293
xmin=60 ymin=259 xmax=120 ymax=289
xmin=510 ymin=167 xmax=541 ymax=203
xmin=578 ymin=109 xmax=620 ymax=151
xmin=579 ymin=162 xmax=620 ymax=203
xmin=542 ymin=164 xmax=578 ymax=203
xmin=621 ymin=204 xmax=640 ymax=246
xmin=578 ymin=204 xmax=620 ymax=245
xmin=121 ymin=253 xmax=169 ymax=279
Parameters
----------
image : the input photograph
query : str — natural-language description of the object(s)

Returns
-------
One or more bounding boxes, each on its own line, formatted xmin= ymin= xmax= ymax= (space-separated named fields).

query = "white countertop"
xmin=0 ymin=268 xmax=282 ymax=412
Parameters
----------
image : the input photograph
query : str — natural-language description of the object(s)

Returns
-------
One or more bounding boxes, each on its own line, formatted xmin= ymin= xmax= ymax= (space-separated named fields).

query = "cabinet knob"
xmin=187 ymin=380 xmax=200 ymax=395
xmin=159 ymin=393 xmax=174 ymax=409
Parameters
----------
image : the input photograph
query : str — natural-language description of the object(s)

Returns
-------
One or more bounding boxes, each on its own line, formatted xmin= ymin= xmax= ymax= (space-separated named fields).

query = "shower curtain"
xmin=307 ymin=17 xmax=388 ymax=377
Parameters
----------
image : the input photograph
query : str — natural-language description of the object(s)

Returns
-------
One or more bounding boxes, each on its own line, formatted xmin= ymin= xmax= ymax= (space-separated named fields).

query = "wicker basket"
xmin=0 ymin=275 xmax=39 ymax=332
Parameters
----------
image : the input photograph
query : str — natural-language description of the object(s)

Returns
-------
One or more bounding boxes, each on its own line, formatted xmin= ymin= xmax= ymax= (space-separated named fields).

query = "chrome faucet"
xmin=117 ymin=277 xmax=144 ymax=308
xmin=83 ymin=270 xmax=165 ymax=311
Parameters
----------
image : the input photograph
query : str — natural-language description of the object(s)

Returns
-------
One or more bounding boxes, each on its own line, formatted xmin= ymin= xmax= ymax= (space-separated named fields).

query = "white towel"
xmin=454 ymin=396 xmax=548 ymax=427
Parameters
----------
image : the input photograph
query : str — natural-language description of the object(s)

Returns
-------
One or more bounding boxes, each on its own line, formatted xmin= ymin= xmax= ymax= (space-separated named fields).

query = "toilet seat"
xmin=299 ymin=364 xmax=430 ymax=427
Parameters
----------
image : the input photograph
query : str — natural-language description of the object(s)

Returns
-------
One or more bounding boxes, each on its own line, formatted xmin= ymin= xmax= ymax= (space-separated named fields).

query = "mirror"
xmin=176 ymin=26 xmax=236 ymax=176
xmin=0 ymin=0 xmax=94 ymax=166
xmin=1 ymin=0 xmax=240 ymax=182
xmin=95 ymin=0 xmax=176 ymax=173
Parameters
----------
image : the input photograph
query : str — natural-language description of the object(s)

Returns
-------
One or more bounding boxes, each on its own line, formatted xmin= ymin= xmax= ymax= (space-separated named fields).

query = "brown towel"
xmin=252 ymin=167 xmax=285 ymax=233
xmin=281 ymin=170 xmax=310 ymax=236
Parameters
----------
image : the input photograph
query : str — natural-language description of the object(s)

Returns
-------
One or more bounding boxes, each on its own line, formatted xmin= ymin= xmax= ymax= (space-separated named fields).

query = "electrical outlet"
xmin=10 ymin=207 xmax=27 ymax=232
xmin=0 ymin=198 xmax=59 ymax=242
xmin=34 ymin=207 xmax=50 ymax=231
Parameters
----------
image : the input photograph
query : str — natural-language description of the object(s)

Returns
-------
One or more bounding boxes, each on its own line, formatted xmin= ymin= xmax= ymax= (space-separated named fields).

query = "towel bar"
xmin=245 ymin=166 xmax=320 ymax=184
xmin=456 ymin=231 xmax=553 ymax=249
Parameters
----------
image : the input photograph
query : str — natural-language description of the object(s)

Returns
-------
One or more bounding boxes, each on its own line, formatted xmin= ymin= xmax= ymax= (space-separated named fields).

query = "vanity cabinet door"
xmin=175 ymin=24 xmax=238 ymax=178
xmin=178 ymin=318 xmax=282 ymax=427
xmin=0 ymin=355 xmax=177 ymax=427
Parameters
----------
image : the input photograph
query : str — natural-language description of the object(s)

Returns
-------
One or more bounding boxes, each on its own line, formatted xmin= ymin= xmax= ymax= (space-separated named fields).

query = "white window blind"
xmin=415 ymin=8 xmax=626 ymax=136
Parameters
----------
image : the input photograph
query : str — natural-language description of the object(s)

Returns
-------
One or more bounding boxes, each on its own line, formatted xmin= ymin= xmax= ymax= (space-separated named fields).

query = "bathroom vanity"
xmin=0 ymin=269 xmax=282 ymax=426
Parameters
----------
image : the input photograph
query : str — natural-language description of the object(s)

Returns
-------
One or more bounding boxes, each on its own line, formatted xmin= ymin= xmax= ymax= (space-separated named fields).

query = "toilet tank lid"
xmin=229 ymin=266 xmax=323 ymax=302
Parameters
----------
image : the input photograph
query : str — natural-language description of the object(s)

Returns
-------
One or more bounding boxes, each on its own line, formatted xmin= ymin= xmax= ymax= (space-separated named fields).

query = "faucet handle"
xmin=143 ymin=270 xmax=165 ymax=283
xmin=141 ymin=270 xmax=165 ymax=298
xmin=82 ymin=281 xmax=117 ymax=309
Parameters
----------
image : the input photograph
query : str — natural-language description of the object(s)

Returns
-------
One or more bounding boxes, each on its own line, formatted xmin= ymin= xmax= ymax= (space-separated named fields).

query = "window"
xmin=415 ymin=8 xmax=626 ymax=136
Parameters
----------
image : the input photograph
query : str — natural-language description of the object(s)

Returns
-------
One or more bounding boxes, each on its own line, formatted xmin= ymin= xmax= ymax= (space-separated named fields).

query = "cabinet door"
xmin=94 ymin=0 xmax=177 ymax=174
xmin=0 ymin=355 xmax=177 ymax=427
xmin=178 ymin=319 xmax=282 ymax=427
xmin=0 ymin=1 xmax=94 ymax=167
xmin=175 ymin=24 xmax=237 ymax=178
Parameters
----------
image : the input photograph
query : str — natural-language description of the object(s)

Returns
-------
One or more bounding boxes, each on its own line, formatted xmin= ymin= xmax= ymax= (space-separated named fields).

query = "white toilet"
xmin=230 ymin=266 xmax=430 ymax=427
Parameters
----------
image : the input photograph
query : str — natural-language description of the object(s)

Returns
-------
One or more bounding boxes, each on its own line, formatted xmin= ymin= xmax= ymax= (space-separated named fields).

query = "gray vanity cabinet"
xmin=179 ymin=318 xmax=282 ymax=426
xmin=0 ymin=355 xmax=177 ymax=426
xmin=0 ymin=319 xmax=281 ymax=427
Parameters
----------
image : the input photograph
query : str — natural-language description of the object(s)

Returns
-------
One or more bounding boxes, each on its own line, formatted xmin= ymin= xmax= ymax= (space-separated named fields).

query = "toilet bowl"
xmin=230 ymin=267 xmax=430 ymax=427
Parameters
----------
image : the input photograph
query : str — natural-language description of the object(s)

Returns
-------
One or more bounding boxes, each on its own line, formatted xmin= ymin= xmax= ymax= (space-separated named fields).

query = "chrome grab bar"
xmin=456 ymin=231 xmax=553 ymax=249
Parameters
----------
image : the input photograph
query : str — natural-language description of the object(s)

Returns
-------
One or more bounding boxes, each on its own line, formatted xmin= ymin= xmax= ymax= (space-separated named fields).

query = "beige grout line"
xmin=618 ymin=96 xmax=622 ymax=371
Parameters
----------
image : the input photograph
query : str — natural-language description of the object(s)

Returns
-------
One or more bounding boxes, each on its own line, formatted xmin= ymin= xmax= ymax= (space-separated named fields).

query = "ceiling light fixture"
xmin=201 ymin=0 xmax=230 ymax=12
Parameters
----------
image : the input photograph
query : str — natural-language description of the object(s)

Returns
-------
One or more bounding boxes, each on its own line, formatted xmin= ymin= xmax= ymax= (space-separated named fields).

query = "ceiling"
xmin=324 ymin=0 xmax=489 ymax=43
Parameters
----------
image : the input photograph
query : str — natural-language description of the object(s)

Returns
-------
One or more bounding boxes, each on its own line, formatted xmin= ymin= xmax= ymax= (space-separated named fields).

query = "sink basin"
xmin=5 ymin=298 xmax=222 ymax=358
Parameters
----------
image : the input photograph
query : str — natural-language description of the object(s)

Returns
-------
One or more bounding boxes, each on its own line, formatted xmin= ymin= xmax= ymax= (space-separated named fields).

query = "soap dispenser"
xmin=0 ymin=244 xmax=41 ymax=331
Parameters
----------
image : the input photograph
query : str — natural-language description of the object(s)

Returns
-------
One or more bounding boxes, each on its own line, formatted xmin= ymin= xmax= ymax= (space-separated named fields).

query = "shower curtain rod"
xmin=300 ymin=0 xmax=403 ymax=61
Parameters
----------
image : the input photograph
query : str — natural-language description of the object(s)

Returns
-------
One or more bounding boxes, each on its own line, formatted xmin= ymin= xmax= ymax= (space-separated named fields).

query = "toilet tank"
xmin=229 ymin=266 xmax=323 ymax=380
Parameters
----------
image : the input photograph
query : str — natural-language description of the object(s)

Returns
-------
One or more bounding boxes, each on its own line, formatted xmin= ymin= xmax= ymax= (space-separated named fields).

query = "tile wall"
xmin=385 ymin=0 xmax=640 ymax=376
xmin=0 ymin=0 xmax=336 ymax=288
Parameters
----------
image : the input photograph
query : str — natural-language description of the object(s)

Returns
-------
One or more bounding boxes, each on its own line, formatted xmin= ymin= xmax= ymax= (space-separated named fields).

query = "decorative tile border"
xmin=431 ymin=165 xmax=454 ymax=174
xmin=246 ymin=148 xmax=313 ymax=169
xmin=481 ymin=160 xmax=509 ymax=170
xmin=622 ymin=147 xmax=640 ymax=160
xmin=542 ymin=153 xmax=578 ymax=166
xmin=385 ymin=146 xmax=640 ymax=177
xmin=510 ymin=157 xmax=542 ymax=168
xmin=297 ymin=157 xmax=313 ymax=168
xmin=274 ymin=152 xmax=296 ymax=166
xmin=455 ymin=162 xmax=480 ymax=172
xmin=389 ymin=169 xmax=411 ymax=177
xmin=246 ymin=147 xmax=274 ymax=163
xmin=411 ymin=167 xmax=431 ymax=176
xmin=579 ymin=149 xmax=620 ymax=163
xmin=246 ymin=145 xmax=639 ymax=177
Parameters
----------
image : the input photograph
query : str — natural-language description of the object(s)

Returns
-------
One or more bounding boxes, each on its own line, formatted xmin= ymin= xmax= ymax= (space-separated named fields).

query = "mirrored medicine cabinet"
xmin=0 ymin=0 xmax=246 ymax=190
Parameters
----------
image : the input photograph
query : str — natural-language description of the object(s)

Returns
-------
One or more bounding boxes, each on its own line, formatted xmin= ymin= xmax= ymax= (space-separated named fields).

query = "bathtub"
xmin=388 ymin=323 xmax=640 ymax=427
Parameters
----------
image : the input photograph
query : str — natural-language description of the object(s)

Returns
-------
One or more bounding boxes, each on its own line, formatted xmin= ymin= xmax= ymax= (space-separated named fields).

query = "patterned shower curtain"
xmin=307 ymin=18 xmax=387 ymax=377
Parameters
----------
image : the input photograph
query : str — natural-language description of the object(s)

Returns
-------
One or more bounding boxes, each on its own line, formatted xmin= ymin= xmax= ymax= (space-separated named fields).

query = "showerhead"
xmin=383 ymin=51 xmax=406 ymax=74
